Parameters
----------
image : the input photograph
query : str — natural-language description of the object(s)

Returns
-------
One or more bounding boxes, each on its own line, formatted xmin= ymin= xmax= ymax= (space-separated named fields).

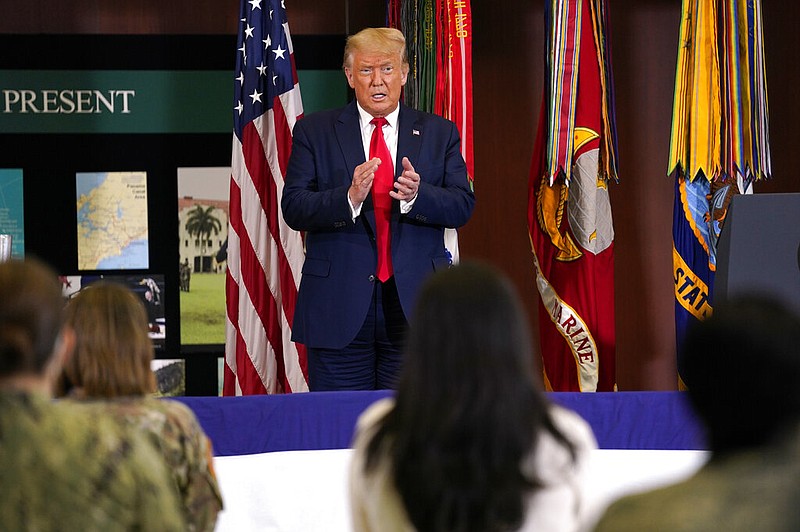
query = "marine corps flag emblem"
xmin=527 ymin=0 xmax=618 ymax=392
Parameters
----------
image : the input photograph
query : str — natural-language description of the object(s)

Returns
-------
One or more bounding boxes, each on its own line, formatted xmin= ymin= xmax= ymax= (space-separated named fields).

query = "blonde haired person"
xmin=0 ymin=258 xmax=184 ymax=530
xmin=61 ymin=281 xmax=223 ymax=532
xmin=282 ymin=26 xmax=475 ymax=390
xmin=342 ymin=26 xmax=408 ymax=72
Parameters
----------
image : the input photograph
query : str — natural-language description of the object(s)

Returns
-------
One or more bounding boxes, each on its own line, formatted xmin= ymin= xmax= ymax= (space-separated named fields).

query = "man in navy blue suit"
xmin=282 ymin=27 xmax=475 ymax=391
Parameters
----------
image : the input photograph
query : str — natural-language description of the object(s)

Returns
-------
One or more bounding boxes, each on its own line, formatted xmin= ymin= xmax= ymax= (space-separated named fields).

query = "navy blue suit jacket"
xmin=282 ymin=101 xmax=475 ymax=349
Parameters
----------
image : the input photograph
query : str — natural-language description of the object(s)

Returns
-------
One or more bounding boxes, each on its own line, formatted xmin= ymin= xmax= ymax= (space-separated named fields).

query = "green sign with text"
xmin=0 ymin=70 xmax=346 ymax=133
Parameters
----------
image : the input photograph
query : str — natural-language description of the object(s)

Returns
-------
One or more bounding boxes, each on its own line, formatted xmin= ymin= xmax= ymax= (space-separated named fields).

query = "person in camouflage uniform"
xmin=61 ymin=281 xmax=223 ymax=532
xmin=0 ymin=258 xmax=185 ymax=531
xmin=594 ymin=296 xmax=800 ymax=532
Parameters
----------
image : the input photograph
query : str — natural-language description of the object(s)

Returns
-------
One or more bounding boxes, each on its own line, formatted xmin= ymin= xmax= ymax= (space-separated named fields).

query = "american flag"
xmin=223 ymin=0 xmax=308 ymax=395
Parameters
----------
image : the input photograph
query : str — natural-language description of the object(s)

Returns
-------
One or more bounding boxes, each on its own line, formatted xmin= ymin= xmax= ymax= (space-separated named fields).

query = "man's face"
xmin=345 ymin=50 xmax=408 ymax=118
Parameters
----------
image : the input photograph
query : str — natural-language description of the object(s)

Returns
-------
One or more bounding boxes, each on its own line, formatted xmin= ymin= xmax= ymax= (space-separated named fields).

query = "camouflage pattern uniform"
xmin=0 ymin=390 xmax=185 ymax=531
xmin=72 ymin=396 xmax=224 ymax=532
xmin=594 ymin=429 xmax=800 ymax=532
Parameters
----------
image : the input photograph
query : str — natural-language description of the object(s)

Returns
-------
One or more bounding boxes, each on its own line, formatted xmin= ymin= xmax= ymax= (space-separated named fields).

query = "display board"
xmin=0 ymin=34 xmax=349 ymax=392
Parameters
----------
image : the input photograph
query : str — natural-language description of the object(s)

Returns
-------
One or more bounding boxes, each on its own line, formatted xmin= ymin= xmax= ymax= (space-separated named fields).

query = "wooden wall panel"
xmin=0 ymin=0 xmax=239 ymax=34
xmin=464 ymin=0 xmax=544 ymax=367
xmin=605 ymin=2 xmax=682 ymax=390
xmin=0 ymin=0 xmax=384 ymax=35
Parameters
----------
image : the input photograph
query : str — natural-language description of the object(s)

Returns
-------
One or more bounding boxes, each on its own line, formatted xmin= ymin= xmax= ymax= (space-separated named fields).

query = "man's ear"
xmin=344 ymin=67 xmax=355 ymax=89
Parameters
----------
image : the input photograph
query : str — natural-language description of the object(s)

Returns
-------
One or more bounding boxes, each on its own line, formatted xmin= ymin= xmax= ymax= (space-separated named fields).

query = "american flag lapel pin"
xmin=412 ymin=129 xmax=420 ymax=136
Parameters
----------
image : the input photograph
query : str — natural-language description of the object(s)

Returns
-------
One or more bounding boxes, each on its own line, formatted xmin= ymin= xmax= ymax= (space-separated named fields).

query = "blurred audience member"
xmin=595 ymin=295 xmax=800 ymax=531
xmin=350 ymin=261 xmax=597 ymax=532
xmin=0 ymin=258 xmax=184 ymax=530
xmin=61 ymin=281 xmax=223 ymax=532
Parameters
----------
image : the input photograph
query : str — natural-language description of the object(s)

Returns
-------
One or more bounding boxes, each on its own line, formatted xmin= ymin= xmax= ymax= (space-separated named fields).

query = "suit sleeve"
xmin=405 ymin=121 xmax=475 ymax=229
xmin=281 ymin=119 xmax=354 ymax=232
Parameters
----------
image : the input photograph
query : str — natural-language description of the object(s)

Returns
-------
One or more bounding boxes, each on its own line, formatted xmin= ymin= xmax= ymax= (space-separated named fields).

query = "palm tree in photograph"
xmin=185 ymin=205 xmax=222 ymax=272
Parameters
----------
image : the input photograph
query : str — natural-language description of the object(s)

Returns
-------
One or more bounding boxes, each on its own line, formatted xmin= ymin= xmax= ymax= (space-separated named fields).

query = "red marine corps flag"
xmin=224 ymin=0 xmax=309 ymax=394
xmin=527 ymin=0 xmax=618 ymax=391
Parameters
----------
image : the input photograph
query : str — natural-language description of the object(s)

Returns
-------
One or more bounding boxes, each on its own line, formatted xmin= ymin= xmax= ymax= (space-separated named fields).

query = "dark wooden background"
xmin=2 ymin=0 xmax=797 ymax=390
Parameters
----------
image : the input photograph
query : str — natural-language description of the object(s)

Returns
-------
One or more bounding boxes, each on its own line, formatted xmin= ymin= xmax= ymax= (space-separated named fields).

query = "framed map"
xmin=76 ymin=171 xmax=149 ymax=270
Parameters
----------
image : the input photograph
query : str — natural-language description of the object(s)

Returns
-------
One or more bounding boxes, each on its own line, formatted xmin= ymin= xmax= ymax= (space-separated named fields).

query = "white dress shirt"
xmin=349 ymin=103 xmax=415 ymax=219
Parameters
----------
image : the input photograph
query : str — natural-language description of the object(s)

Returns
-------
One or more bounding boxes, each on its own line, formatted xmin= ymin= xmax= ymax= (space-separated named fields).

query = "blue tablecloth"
xmin=174 ymin=390 xmax=706 ymax=456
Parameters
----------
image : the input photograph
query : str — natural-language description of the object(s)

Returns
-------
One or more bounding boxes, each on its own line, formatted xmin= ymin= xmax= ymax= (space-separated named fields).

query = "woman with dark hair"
xmin=0 ymin=258 xmax=185 ymax=530
xmin=349 ymin=261 xmax=597 ymax=532
xmin=60 ymin=281 xmax=223 ymax=532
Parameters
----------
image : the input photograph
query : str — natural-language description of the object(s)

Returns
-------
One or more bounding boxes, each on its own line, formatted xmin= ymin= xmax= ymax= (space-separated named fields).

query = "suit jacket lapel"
xmin=396 ymin=103 xmax=423 ymax=176
xmin=335 ymin=101 xmax=377 ymax=233
xmin=393 ymin=104 xmax=424 ymax=227
xmin=335 ymin=101 xmax=366 ymax=176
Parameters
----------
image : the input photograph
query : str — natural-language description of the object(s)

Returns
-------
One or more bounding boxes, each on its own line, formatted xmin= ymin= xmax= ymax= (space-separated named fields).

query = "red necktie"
xmin=369 ymin=117 xmax=393 ymax=282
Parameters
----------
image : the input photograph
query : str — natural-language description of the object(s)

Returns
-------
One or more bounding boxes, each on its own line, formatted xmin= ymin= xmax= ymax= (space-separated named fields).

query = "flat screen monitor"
xmin=714 ymin=193 xmax=800 ymax=317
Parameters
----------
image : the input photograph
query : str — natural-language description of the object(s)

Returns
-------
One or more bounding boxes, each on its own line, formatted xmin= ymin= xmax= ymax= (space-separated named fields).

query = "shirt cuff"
xmin=348 ymin=194 xmax=363 ymax=221
xmin=400 ymin=194 xmax=417 ymax=214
